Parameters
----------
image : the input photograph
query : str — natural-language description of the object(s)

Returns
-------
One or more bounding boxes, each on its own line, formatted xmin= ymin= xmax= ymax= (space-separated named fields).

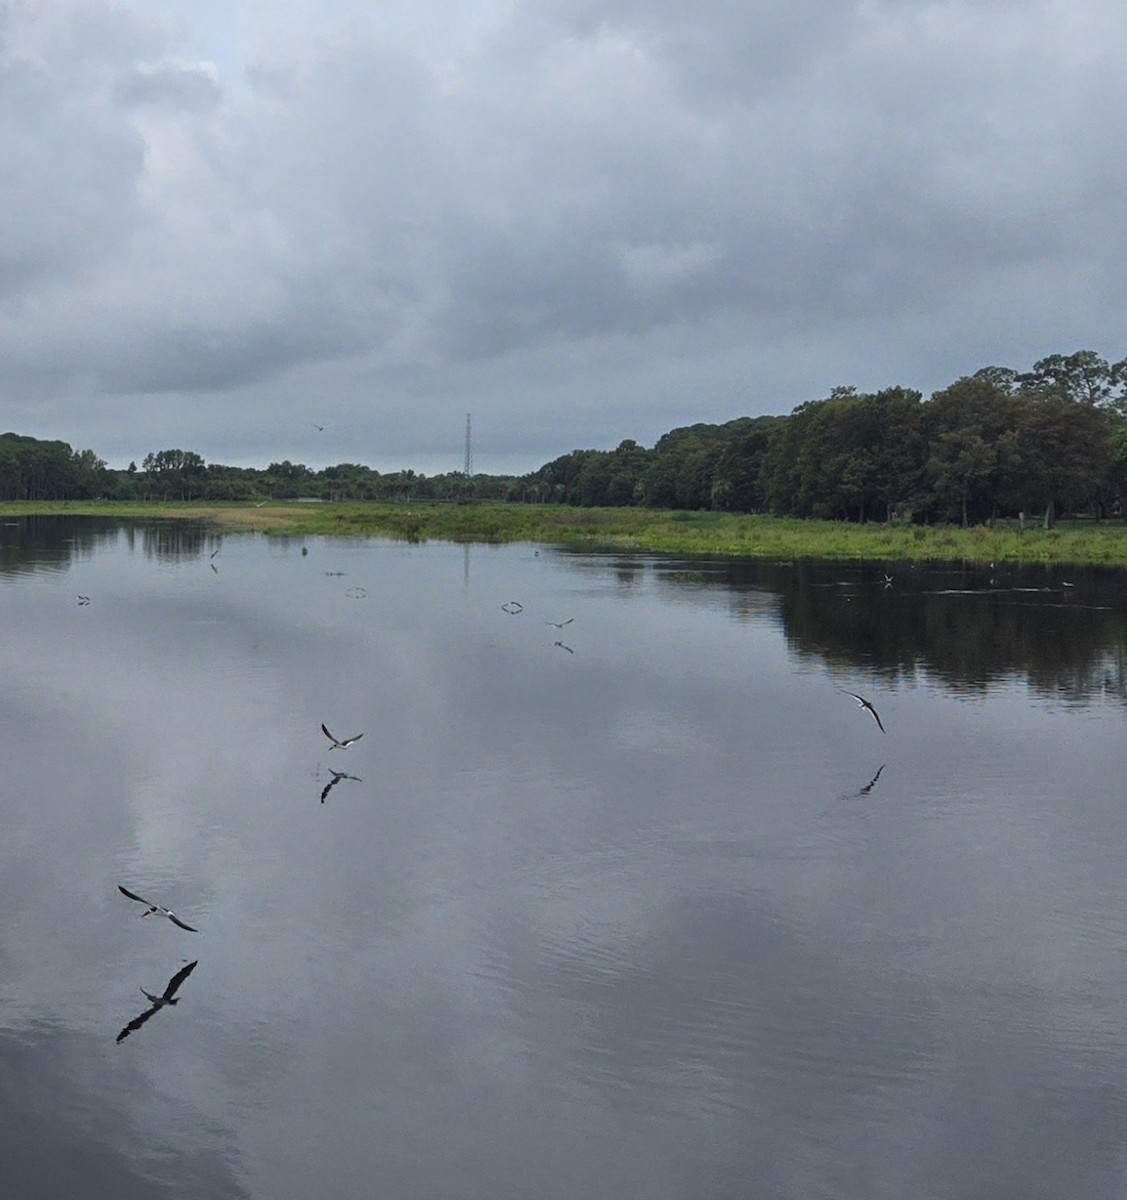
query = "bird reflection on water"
xmin=115 ymin=961 xmax=198 ymax=1044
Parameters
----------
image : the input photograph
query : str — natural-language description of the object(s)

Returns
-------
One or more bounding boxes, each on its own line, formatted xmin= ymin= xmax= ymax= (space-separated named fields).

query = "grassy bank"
xmin=6 ymin=499 xmax=1127 ymax=566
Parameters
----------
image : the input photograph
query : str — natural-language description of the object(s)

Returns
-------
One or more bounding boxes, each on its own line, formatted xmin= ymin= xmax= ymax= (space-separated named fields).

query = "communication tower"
xmin=464 ymin=412 xmax=473 ymax=479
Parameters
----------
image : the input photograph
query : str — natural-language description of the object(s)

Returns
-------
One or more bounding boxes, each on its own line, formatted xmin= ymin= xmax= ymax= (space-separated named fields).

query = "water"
xmin=3 ymin=518 xmax=1127 ymax=1199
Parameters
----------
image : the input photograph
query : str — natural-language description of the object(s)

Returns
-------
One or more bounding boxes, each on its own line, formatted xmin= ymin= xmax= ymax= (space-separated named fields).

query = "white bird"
xmin=841 ymin=691 xmax=886 ymax=734
xmin=322 ymin=723 xmax=364 ymax=750
xmin=118 ymin=885 xmax=198 ymax=931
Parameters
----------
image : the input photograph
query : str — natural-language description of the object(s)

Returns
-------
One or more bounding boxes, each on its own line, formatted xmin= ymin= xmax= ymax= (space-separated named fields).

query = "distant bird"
xmin=322 ymin=723 xmax=363 ymax=751
xmin=117 ymin=885 xmax=198 ymax=932
xmin=553 ymin=640 xmax=575 ymax=654
xmin=313 ymin=423 xmax=326 ymax=432
xmin=210 ymin=563 xmax=219 ymax=574
xmin=500 ymin=601 xmax=523 ymax=614
xmin=546 ymin=618 xmax=574 ymax=629
xmin=77 ymin=595 xmax=91 ymax=605
xmin=882 ymin=574 xmax=893 ymax=589
xmin=320 ymin=769 xmax=362 ymax=803
xmin=209 ymin=548 xmax=220 ymax=559
xmin=116 ymin=960 xmax=198 ymax=1044
xmin=841 ymin=690 xmax=885 ymax=734
xmin=254 ymin=501 xmax=267 ymax=508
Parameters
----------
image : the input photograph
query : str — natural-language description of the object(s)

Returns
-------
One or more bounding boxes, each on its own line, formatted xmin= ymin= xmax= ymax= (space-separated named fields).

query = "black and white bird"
xmin=841 ymin=691 xmax=886 ymax=734
xmin=546 ymin=618 xmax=574 ymax=629
xmin=116 ymin=961 xmax=198 ymax=1043
xmin=322 ymin=723 xmax=364 ymax=751
xmin=118 ymin=885 xmax=199 ymax=932
xmin=77 ymin=595 xmax=91 ymax=606
xmin=320 ymin=769 xmax=362 ymax=803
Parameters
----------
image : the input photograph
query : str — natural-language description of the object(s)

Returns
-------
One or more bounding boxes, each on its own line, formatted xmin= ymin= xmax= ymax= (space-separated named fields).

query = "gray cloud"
xmin=1 ymin=0 xmax=1125 ymax=472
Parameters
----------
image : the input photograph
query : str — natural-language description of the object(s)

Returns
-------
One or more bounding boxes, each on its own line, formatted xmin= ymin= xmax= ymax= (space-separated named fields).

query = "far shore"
xmin=4 ymin=499 xmax=1127 ymax=567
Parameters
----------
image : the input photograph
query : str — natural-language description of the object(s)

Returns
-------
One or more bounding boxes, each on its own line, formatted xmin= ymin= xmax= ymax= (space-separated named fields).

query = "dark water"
xmin=3 ymin=517 xmax=1127 ymax=1199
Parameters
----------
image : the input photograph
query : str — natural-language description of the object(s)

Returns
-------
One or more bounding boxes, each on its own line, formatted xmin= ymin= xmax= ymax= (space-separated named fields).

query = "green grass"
xmin=6 ymin=499 xmax=1127 ymax=566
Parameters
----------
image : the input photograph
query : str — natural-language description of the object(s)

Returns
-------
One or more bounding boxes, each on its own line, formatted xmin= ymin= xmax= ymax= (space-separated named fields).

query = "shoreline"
xmin=4 ymin=500 xmax=1127 ymax=567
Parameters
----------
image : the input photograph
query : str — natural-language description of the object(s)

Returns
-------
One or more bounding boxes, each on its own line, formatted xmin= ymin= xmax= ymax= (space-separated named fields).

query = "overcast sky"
xmin=2 ymin=1 xmax=1125 ymax=475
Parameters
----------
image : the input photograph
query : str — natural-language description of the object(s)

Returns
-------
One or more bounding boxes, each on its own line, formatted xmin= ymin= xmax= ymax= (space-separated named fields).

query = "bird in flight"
xmin=313 ymin=423 xmax=326 ymax=432
xmin=545 ymin=617 xmax=573 ymax=629
xmin=118 ymin=885 xmax=199 ymax=932
xmin=322 ymin=723 xmax=364 ymax=750
xmin=553 ymin=640 xmax=575 ymax=654
xmin=500 ymin=601 xmax=523 ymax=614
xmin=77 ymin=595 xmax=91 ymax=605
xmin=116 ymin=960 xmax=198 ymax=1043
xmin=841 ymin=691 xmax=885 ymax=733
xmin=320 ymin=769 xmax=362 ymax=803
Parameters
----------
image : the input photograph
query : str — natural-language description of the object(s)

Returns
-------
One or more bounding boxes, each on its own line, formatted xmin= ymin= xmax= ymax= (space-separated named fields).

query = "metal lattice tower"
xmin=464 ymin=412 xmax=473 ymax=478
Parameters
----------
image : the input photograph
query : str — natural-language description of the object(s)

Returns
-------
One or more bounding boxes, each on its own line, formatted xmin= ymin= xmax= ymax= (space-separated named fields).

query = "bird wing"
xmin=321 ymin=778 xmax=339 ymax=803
xmin=116 ymin=1005 xmax=160 ymax=1043
xmin=118 ymin=885 xmax=150 ymax=906
xmin=163 ymin=960 xmax=198 ymax=999
xmin=167 ymin=913 xmax=198 ymax=933
xmin=869 ymin=708 xmax=886 ymax=734
xmin=321 ymin=723 xmax=339 ymax=745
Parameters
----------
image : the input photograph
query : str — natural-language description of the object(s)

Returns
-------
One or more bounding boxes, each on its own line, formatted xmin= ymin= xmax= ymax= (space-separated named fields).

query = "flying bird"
xmin=841 ymin=691 xmax=885 ymax=734
xmin=116 ymin=960 xmax=198 ymax=1044
xmin=320 ymin=769 xmax=363 ymax=803
xmin=553 ymin=640 xmax=575 ymax=654
xmin=118 ymin=885 xmax=198 ymax=932
xmin=313 ymin=423 xmax=326 ymax=431
xmin=500 ymin=601 xmax=523 ymax=614
xmin=322 ymin=723 xmax=364 ymax=750
xmin=546 ymin=618 xmax=574 ymax=629
xmin=77 ymin=595 xmax=91 ymax=605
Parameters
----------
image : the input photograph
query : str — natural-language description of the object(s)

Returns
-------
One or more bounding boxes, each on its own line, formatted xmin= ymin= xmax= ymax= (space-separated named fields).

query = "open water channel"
xmin=3 ymin=516 xmax=1127 ymax=1199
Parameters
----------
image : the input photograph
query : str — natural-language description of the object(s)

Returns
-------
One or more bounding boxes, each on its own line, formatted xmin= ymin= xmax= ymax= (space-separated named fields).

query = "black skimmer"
xmin=320 ymin=769 xmax=362 ymax=803
xmin=313 ymin=423 xmax=326 ymax=431
xmin=500 ymin=601 xmax=523 ymax=614
xmin=841 ymin=691 xmax=885 ymax=734
xmin=553 ymin=640 xmax=575 ymax=654
xmin=546 ymin=618 xmax=573 ymax=629
xmin=116 ymin=960 xmax=198 ymax=1043
xmin=322 ymin=723 xmax=363 ymax=751
xmin=118 ymin=885 xmax=199 ymax=932
xmin=77 ymin=595 xmax=91 ymax=606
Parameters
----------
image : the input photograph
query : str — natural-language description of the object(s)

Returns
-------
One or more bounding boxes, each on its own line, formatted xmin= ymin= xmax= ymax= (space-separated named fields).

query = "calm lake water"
xmin=3 ymin=516 xmax=1127 ymax=1199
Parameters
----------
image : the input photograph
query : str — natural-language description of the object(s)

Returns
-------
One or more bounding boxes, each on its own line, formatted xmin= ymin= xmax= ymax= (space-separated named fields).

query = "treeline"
xmin=513 ymin=350 xmax=1127 ymax=526
xmin=0 ymin=433 xmax=107 ymax=500
xmin=4 ymin=349 xmax=1126 ymax=525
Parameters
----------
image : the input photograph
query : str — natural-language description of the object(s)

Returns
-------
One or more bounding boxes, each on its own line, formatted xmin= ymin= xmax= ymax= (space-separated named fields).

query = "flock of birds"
xmin=105 ymin=547 xmax=888 ymax=1046
xmin=113 ymin=717 xmax=370 ymax=1042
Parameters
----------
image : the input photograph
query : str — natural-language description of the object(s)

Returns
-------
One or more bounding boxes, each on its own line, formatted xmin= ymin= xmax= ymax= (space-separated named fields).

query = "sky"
xmin=2 ymin=0 xmax=1126 ymax=476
